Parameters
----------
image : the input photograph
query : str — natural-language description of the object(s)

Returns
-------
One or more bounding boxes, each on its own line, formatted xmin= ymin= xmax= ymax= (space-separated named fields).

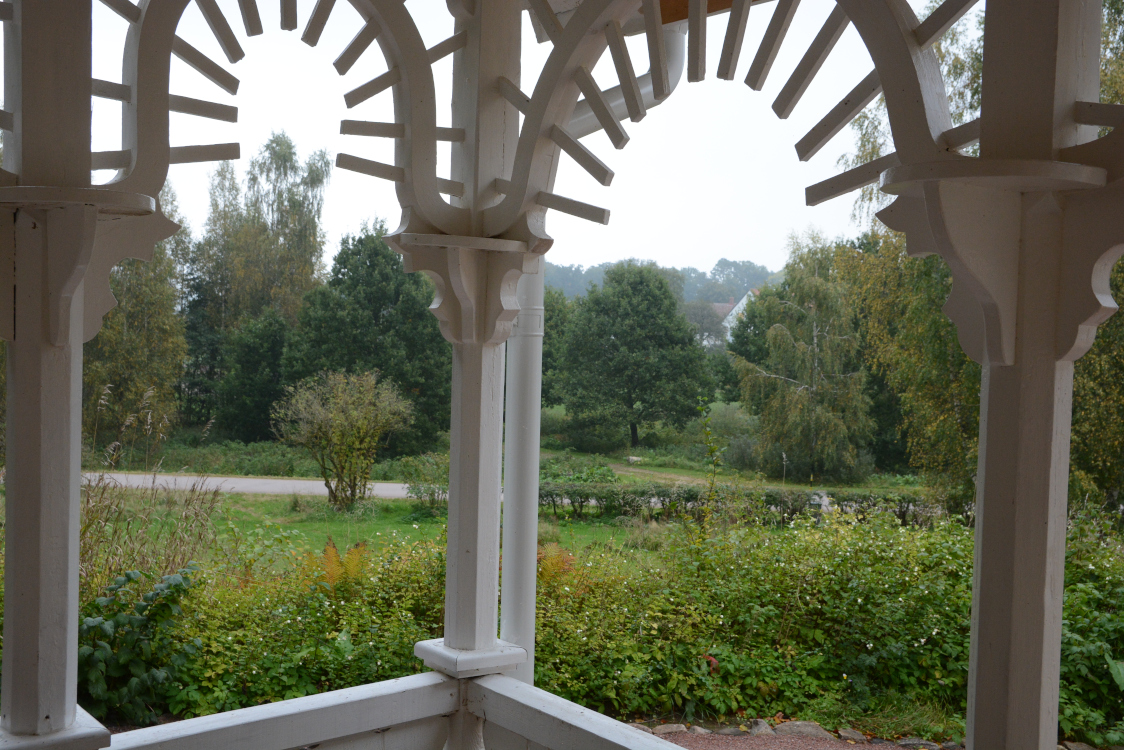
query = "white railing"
xmin=104 ymin=672 xmax=674 ymax=750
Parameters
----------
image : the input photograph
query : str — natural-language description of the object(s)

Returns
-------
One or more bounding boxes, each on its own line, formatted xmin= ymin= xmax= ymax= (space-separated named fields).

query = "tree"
xmin=836 ymin=230 xmax=980 ymax=501
xmin=178 ymin=133 xmax=330 ymax=425
xmin=215 ymin=309 xmax=289 ymax=442
xmin=736 ymin=234 xmax=873 ymax=483
xmin=560 ymin=261 xmax=711 ymax=448
xmin=540 ymin=285 xmax=573 ymax=407
xmin=682 ymin=299 xmax=727 ymax=350
xmin=273 ymin=371 xmax=412 ymax=511
xmin=283 ymin=223 xmax=450 ymax=456
xmin=84 ymin=184 xmax=189 ymax=442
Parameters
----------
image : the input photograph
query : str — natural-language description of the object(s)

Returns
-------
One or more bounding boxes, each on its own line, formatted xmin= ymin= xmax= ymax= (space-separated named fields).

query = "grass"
xmin=215 ymin=492 xmax=626 ymax=554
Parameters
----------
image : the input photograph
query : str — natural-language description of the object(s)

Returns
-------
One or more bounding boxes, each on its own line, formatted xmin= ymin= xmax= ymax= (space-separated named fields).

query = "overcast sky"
xmin=84 ymin=0 xmax=946 ymax=274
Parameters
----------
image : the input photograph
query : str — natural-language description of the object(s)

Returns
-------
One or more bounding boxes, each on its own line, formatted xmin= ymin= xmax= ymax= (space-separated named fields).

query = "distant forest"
xmin=545 ymin=258 xmax=781 ymax=302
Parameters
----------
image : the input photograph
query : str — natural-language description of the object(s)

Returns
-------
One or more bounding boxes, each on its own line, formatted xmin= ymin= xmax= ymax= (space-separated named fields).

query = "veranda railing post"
xmin=501 ymin=268 xmax=546 ymax=685
xmin=0 ymin=0 xmax=99 ymax=740
xmin=401 ymin=2 xmax=533 ymax=747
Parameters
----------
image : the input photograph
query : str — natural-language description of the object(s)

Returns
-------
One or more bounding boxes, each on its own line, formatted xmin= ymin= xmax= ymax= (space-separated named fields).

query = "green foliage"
xmin=216 ymin=309 xmax=289 ymax=442
xmin=541 ymin=286 xmax=573 ymax=407
xmin=1071 ymin=257 xmax=1124 ymax=505
xmin=273 ymin=371 xmax=413 ymax=510
xmin=165 ymin=538 xmax=444 ymax=717
xmin=77 ymin=566 xmax=201 ymax=725
xmin=283 ymin=223 xmax=451 ymax=456
xmin=561 ymin=262 xmax=712 ymax=448
xmin=178 ymin=134 xmax=330 ymax=424
xmin=84 ymin=184 xmax=188 ymax=441
xmin=837 ymin=230 xmax=980 ymax=512
xmin=98 ymin=436 xmax=323 ymax=477
xmin=540 ymin=453 xmax=618 ymax=484
xmin=399 ymin=452 xmax=450 ymax=510
xmin=735 ymin=235 xmax=874 ymax=483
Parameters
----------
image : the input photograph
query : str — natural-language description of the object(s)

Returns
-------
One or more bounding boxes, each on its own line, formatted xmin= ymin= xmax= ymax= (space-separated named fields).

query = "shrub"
xmin=77 ymin=566 xmax=201 ymax=725
xmin=400 ymin=452 xmax=450 ymax=509
xmin=273 ymin=371 xmax=413 ymax=511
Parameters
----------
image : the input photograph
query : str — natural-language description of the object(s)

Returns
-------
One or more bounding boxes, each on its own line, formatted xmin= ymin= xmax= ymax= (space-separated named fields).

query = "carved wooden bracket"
xmin=878 ymin=159 xmax=1123 ymax=365
xmin=0 ymin=188 xmax=176 ymax=345
xmin=388 ymin=232 xmax=543 ymax=346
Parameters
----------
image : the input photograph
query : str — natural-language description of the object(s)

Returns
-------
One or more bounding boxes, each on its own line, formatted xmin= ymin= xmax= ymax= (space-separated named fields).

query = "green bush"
xmin=536 ymin=481 xmax=931 ymax=526
xmin=0 ymin=506 xmax=1120 ymax=744
xmin=77 ymin=566 xmax=201 ymax=725
xmin=165 ymin=537 xmax=444 ymax=717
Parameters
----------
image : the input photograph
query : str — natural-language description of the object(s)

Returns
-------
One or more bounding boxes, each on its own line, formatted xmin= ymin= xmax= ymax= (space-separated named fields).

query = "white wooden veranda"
xmin=1 ymin=1 xmax=1122 ymax=750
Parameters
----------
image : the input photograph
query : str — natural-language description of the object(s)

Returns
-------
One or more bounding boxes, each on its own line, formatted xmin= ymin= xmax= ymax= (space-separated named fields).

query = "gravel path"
xmin=92 ymin=472 xmax=411 ymax=499
xmin=664 ymin=733 xmax=850 ymax=750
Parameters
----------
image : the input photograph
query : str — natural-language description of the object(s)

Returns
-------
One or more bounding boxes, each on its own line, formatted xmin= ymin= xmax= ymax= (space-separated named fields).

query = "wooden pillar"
xmin=500 ymin=268 xmax=546 ymax=685
xmin=966 ymin=193 xmax=1073 ymax=750
xmin=963 ymin=3 xmax=1102 ymax=748
xmin=407 ymin=2 xmax=534 ymax=703
xmin=0 ymin=2 xmax=97 ymax=739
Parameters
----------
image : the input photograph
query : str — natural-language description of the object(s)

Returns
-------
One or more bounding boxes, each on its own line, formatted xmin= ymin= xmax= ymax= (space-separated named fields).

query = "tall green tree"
xmin=178 ymin=133 xmax=330 ymax=425
xmin=215 ymin=309 xmax=289 ymax=443
xmin=837 ymin=230 xmax=980 ymax=502
xmin=560 ymin=262 xmax=711 ymax=448
xmin=84 ymin=185 xmax=189 ymax=442
xmin=541 ymin=285 xmax=573 ymax=407
xmin=283 ymin=223 xmax=451 ymax=456
xmin=736 ymin=235 xmax=873 ymax=482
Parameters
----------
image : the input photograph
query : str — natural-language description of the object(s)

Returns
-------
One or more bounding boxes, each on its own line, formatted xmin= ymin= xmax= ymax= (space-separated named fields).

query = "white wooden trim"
xmin=98 ymin=0 xmax=140 ymax=23
xmin=281 ymin=0 xmax=298 ymax=30
xmin=550 ymin=125 xmax=614 ymax=186
xmin=468 ymin=675 xmax=678 ymax=750
xmin=171 ymin=36 xmax=239 ymax=95
xmin=336 ymin=153 xmax=406 ymax=181
xmin=1073 ymin=101 xmax=1124 ymax=128
xmin=236 ymin=0 xmax=264 ymax=37
xmin=687 ymin=0 xmax=707 ymax=82
xmin=168 ymin=94 xmax=238 ymax=122
xmin=168 ymin=143 xmax=240 ymax=164
xmin=345 ymin=68 xmax=402 ymax=108
xmin=573 ymin=67 xmax=629 ymax=149
xmin=341 ymin=120 xmax=406 ymax=138
xmin=745 ymin=0 xmax=800 ymax=90
xmin=772 ymin=5 xmax=849 ymax=118
xmin=642 ymin=0 xmax=669 ymax=99
xmin=91 ymin=79 xmax=131 ymax=103
xmin=804 ymin=152 xmax=900 ymax=206
xmin=335 ymin=21 xmax=381 ymax=75
xmin=914 ymin=0 xmax=980 ymax=49
xmin=195 ymin=0 xmax=245 ymax=63
xmin=535 ymin=190 xmax=610 ymax=224
xmin=717 ymin=0 xmax=752 ymax=81
xmin=302 ymin=0 xmax=339 ymax=47
xmin=109 ymin=673 xmax=458 ymax=750
xmin=604 ymin=20 xmax=646 ymax=121
xmin=795 ymin=69 xmax=881 ymax=161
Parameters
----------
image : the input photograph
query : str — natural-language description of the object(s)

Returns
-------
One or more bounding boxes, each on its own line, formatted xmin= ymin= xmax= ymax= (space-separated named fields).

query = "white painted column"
xmin=446 ymin=338 xmax=508 ymax=650
xmin=500 ymin=267 xmax=545 ymax=685
xmin=965 ymin=194 xmax=1072 ymax=750
xmin=0 ymin=3 xmax=101 ymax=741
xmin=2 ymin=216 xmax=87 ymax=736
xmin=959 ymin=3 xmax=1102 ymax=748
xmin=410 ymin=0 xmax=532 ymax=694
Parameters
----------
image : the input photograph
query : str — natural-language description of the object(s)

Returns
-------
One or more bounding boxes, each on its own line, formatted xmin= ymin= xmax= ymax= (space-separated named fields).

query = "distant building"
xmin=721 ymin=289 xmax=757 ymax=341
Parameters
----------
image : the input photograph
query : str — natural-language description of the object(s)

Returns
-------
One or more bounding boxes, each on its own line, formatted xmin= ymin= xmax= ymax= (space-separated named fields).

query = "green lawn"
xmin=217 ymin=493 xmax=623 ymax=554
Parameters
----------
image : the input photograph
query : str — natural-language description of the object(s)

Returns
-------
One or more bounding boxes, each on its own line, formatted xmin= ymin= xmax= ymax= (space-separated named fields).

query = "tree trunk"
xmin=630 ymin=422 xmax=639 ymax=447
